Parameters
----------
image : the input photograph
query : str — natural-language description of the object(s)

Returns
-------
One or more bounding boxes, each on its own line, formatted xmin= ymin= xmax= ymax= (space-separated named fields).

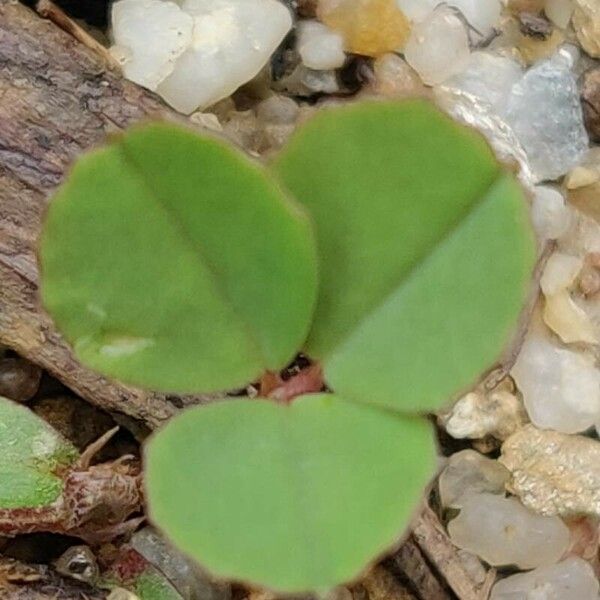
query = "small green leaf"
xmin=0 ymin=396 xmax=78 ymax=508
xmin=40 ymin=124 xmax=318 ymax=393
xmin=145 ymin=394 xmax=436 ymax=593
xmin=271 ymin=100 xmax=535 ymax=411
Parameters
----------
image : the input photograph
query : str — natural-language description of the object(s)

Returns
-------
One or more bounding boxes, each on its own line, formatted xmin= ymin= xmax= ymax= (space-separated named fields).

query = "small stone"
xmin=504 ymin=50 xmax=589 ymax=182
xmin=0 ymin=357 xmax=41 ymax=403
xmin=501 ymin=425 xmax=600 ymax=518
xmin=540 ymin=252 xmax=597 ymax=344
xmin=490 ymin=557 xmax=599 ymax=600
xmin=573 ymin=0 xmax=600 ymax=58
xmin=531 ymin=186 xmax=572 ymax=241
xmin=559 ymin=208 xmax=600 ymax=256
xmin=540 ymin=252 xmax=583 ymax=296
xmin=581 ymin=68 xmax=600 ymax=143
xmin=55 ymin=546 xmax=99 ymax=584
xmin=447 ymin=493 xmax=570 ymax=568
xmin=443 ymin=51 xmax=523 ymax=114
xmin=404 ymin=6 xmax=470 ymax=86
xmin=296 ymin=20 xmax=346 ymax=70
xmin=396 ymin=0 xmax=501 ymax=36
xmin=438 ymin=450 xmax=510 ymax=508
xmin=110 ymin=0 xmax=193 ymax=90
xmin=112 ymin=0 xmax=293 ymax=114
xmin=394 ymin=0 xmax=436 ymax=22
xmin=256 ymin=95 xmax=299 ymax=124
xmin=511 ymin=325 xmax=600 ymax=433
xmin=274 ymin=64 xmax=340 ymax=96
xmin=370 ymin=53 xmax=426 ymax=97
xmin=442 ymin=389 xmax=528 ymax=441
xmin=317 ymin=0 xmax=411 ymax=57
xmin=545 ymin=0 xmax=575 ymax=29
xmin=566 ymin=166 xmax=600 ymax=189
xmin=189 ymin=112 xmax=223 ymax=132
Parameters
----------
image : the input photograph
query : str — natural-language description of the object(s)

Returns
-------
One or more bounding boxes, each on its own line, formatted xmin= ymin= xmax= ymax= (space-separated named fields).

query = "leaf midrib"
xmin=322 ymin=167 xmax=508 ymax=365
xmin=117 ymin=140 xmax=267 ymax=369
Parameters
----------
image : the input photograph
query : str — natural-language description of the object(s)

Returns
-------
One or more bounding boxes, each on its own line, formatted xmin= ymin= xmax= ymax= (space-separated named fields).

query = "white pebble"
xmin=490 ymin=557 xmax=599 ymax=600
xmin=546 ymin=0 xmax=575 ymax=29
xmin=439 ymin=450 xmax=509 ymax=509
xmin=396 ymin=0 xmax=501 ymax=35
xmin=541 ymin=253 xmax=597 ymax=344
xmin=404 ymin=6 xmax=470 ymax=86
xmin=110 ymin=0 xmax=193 ymax=90
xmin=297 ymin=20 xmax=346 ymax=71
xmin=444 ymin=0 xmax=502 ymax=38
xmin=395 ymin=0 xmax=437 ymax=22
xmin=512 ymin=327 xmax=600 ymax=433
xmin=111 ymin=0 xmax=292 ymax=114
xmin=504 ymin=51 xmax=589 ymax=182
xmin=540 ymin=252 xmax=583 ymax=296
xmin=531 ymin=186 xmax=572 ymax=242
xmin=256 ymin=96 xmax=299 ymax=124
xmin=448 ymin=493 xmax=570 ymax=569
xmin=444 ymin=51 xmax=522 ymax=114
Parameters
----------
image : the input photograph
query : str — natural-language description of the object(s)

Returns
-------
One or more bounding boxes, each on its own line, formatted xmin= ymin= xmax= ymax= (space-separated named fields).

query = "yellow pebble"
xmin=317 ymin=0 xmax=410 ymax=57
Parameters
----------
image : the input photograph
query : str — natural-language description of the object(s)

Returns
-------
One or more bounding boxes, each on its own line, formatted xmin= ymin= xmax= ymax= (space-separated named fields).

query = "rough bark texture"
xmin=0 ymin=0 xmax=197 ymax=428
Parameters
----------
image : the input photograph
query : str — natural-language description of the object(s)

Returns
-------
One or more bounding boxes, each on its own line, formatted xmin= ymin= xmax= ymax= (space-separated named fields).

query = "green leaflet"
xmin=271 ymin=100 xmax=536 ymax=411
xmin=145 ymin=395 xmax=436 ymax=594
xmin=40 ymin=124 xmax=318 ymax=394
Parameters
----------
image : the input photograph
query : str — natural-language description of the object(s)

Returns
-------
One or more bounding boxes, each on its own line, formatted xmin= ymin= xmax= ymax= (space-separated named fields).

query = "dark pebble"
xmin=0 ymin=357 xmax=42 ymax=403
xmin=582 ymin=68 xmax=600 ymax=143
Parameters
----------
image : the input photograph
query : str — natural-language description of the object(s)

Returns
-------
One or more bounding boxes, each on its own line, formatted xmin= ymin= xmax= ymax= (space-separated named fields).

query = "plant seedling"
xmin=39 ymin=100 xmax=535 ymax=594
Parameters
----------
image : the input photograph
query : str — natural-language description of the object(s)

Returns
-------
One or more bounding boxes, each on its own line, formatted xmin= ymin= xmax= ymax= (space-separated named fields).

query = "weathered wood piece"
xmin=0 ymin=0 xmax=191 ymax=428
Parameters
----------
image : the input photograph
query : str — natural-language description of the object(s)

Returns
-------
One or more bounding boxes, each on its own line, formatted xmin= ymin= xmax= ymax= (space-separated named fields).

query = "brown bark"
xmin=0 ymin=0 xmax=197 ymax=428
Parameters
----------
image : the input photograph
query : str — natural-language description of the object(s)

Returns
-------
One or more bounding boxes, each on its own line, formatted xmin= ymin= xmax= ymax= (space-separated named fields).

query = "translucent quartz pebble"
xmin=504 ymin=50 xmax=589 ymax=182
xmin=490 ymin=557 xmax=599 ymax=600
xmin=546 ymin=0 xmax=575 ymax=29
xmin=439 ymin=450 xmax=509 ymax=509
xmin=511 ymin=326 xmax=600 ymax=433
xmin=395 ymin=0 xmax=436 ymax=22
xmin=573 ymin=0 xmax=600 ymax=58
xmin=404 ymin=6 xmax=470 ymax=85
xmin=540 ymin=252 xmax=596 ymax=344
xmin=540 ymin=253 xmax=583 ymax=296
xmin=531 ymin=186 xmax=572 ymax=242
xmin=444 ymin=52 xmax=522 ymax=114
xmin=111 ymin=0 xmax=292 ymax=114
xmin=396 ymin=0 xmax=501 ymax=36
xmin=297 ymin=20 xmax=346 ymax=70
xmin=447 ymin=493 xmax=570 ymax=569
xmin=110 ymin=0 xmax=193 ymax=90
xmin=317 ymin=0 xmax=411 ymax=57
